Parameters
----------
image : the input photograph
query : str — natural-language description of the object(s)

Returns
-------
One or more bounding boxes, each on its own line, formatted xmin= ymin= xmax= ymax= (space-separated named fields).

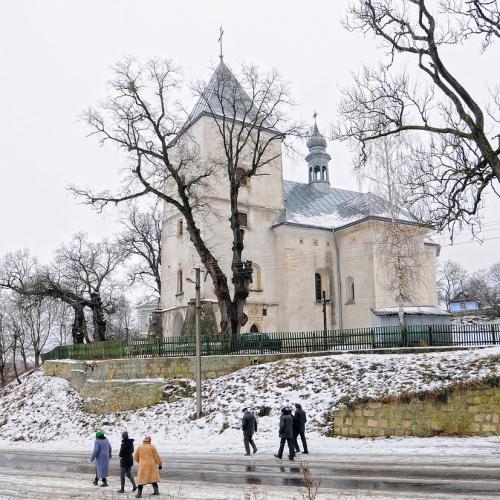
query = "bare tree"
xmin=334 ymin=0 xmax=499 ymax=233
xmin=438 ymin=259 xmax=468 ymax=307
xmin=71 ymin=58 xmax=300 ymax=342
xmin=466 ymin=262 xmax=500 ymax=315
xmin=53 ymin=232 xmax=125 ymax=341
xmin=360 ymin=134 xmax=426 ymax=325
xmin=0 ymin=294 xmax=13 ymax=386
xmin=106 ymin=295 xmax=139 ymax=341
xmin=0 ymin=249 xmax=90 ymax=344
xmin=118 ymin=201 xmax=162 ymax=297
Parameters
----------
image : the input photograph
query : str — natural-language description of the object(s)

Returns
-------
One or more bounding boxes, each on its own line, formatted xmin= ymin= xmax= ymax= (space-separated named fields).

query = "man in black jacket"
xmin=242 ymin=408 xmax=258 ymax=455
xmin=293 ymin=403 xmax=309 ymax=454
xmin=117 ymin=431 xmax=137 ymax=493
xmin=274 ymin=407 xmax=295 ymax=461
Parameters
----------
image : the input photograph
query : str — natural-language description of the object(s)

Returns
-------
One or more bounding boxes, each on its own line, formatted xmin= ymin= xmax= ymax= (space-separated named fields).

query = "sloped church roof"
xmin=188 ymin=59 xmax=274 ymax=129
xmin=188 ymin=59 xmax=420 ymax=233
xmin=274 ymin=181 xmax=414 ymax=231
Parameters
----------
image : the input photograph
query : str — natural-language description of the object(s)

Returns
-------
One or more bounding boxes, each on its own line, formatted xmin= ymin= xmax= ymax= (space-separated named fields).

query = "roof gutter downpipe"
xmin=332 ymin=228 xmax=343 ymax=330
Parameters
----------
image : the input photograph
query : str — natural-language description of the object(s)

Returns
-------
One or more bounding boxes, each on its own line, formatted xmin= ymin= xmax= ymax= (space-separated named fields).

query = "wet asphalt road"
xmin=1 ymin=450 xmax=499 ymax=497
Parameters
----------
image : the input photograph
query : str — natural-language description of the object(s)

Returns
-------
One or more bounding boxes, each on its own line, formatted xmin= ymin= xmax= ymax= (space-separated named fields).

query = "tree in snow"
xmin=358 ymin=133 xmax=425 ymax=326
xmin=438 ymin=259 xmax=469 ymax=308
xmin=118 ymin=201 xmax=162 ymax=298
xmin=53 ymin=232 xmax=126 ymax=342
xmin=106 ymin=294 xmax=139 ymax=341
xmin=71 ymin=58 xmax=300 ymax=342
xmin=334 ymin=0 xmax=500 ymax=234
xmin=466 ymin=262 xmax=500 ymax=315
xmin=3 ymin=294 xmax=60 ymax=368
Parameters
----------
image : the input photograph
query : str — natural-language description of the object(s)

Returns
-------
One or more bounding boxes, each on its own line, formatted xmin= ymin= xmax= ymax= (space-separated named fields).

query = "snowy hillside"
xmin=0 ymin=347 xmax=499 ymax=452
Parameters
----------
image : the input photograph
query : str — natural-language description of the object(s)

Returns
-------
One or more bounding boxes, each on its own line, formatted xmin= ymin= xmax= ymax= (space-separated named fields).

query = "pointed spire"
xmin=313 ymin=111 xmax=319 ymax=134
xmin=218 ymin=26 xmax=224 ymax=61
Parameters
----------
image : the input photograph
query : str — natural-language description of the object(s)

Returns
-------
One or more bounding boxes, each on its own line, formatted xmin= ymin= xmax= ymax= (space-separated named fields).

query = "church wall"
xmin=335 ymin=222 xmax=377 ymax=329
xmin=370 ymin=220 xmax=439 ymax=309
xmin=273 ymin=225 xmax=337 ymax=332
xmin=160 ymin=115 xmax=285 ymax=336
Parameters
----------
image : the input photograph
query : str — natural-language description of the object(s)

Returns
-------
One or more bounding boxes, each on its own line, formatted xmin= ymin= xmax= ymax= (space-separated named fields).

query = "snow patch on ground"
xmin=0 ymin=347 xmax=498 ymax=454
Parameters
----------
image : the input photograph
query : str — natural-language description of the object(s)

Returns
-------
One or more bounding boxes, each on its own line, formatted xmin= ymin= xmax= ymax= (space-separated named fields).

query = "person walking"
xmin=134 ymin=436 xmax=162 ymax=498
xmin=117 ymin=431 xmax=137 ymax=494
xmin=241 ymin=408 xmax=258 ymax=456
xmin=90 ymin=431 xmax=112 ymax=487
xmin=274 ymin=406 xmax=295 ymax=461
xmin=293 ymin=403 xmax=309 ymax=454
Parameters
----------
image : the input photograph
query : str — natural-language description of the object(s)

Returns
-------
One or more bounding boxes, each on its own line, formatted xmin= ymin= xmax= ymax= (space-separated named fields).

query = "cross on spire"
xmin=218 ymin=26 xmax=224 ymax=60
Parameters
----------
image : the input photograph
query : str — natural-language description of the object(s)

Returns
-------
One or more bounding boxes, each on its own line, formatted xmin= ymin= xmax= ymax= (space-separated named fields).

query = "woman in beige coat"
xmin=133 ymin=436 xmax=162 ymax=498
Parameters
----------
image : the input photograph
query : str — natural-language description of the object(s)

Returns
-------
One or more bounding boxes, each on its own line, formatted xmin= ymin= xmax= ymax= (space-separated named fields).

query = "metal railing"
xmin=41 ymin=324 xmax=500 ymax=362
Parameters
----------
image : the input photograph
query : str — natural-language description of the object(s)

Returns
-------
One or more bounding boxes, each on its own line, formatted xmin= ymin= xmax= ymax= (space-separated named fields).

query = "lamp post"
xmin=187 ymin=268 xmax=202 ymax=418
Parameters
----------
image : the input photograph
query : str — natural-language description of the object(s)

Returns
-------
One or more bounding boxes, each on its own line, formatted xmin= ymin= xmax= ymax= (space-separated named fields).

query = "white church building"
xmin=159 ymin=60 xmax=445 ymax=336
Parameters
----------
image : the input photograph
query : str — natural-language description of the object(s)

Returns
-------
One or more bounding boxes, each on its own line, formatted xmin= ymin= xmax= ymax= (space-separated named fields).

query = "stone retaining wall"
xmin=43 ymin=351 xmax=325 ymax=414
xmin=332 ymin=384 xmax=500 ymax=437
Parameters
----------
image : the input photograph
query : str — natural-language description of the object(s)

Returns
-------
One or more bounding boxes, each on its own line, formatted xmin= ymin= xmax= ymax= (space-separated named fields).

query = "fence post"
xmin=401 ymin=326 xmax=407 ymax=347
xmin=492 ymin=325 xmax=497 ymax=345
xmin=428 ymin=326 xmax=433 ymax=347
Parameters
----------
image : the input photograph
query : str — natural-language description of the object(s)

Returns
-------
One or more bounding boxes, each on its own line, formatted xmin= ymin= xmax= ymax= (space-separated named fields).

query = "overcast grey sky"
xmin=0 ymin=0 xmax=498 ymax=273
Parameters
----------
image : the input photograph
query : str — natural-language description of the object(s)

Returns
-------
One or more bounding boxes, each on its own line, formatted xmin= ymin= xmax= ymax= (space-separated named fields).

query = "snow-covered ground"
xmin=0 ymin=347 xmax=499 ymax=454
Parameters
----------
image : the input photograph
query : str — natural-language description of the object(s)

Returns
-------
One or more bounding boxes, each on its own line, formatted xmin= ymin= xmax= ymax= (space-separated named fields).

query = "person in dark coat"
xmin=241 ymin=408 xmax=258 ymax=455
xmin=293 ymin=403 xmax=309 ymax=454
xmin=90 ymin=431 xmax=112 ymax=487
xmin=117 ymin=431 xmax=137 ymax=494
xmin=274 ymin=406 xmax=295 ymax=461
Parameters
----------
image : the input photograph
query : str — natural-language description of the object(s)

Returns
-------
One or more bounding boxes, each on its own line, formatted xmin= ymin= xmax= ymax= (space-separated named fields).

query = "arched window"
xmin=322 ymin=166 xmax=327 ymax=180
xmin=177 ymin=269 xmax=183 ymax=294
xmin=346 ymin=276 xmax=355 ymax=304
xmin=250 ymin=324 xmax=259 ymax=333
xmin=314 ymin=165 xmax=320 ymax=181
xmin=315 ymin=273 xmax=322 ymax=302
xmin=309 ymin=166 xmax=313 ymax=182
xmin=250 ymin=263 xmax=262 ymax=291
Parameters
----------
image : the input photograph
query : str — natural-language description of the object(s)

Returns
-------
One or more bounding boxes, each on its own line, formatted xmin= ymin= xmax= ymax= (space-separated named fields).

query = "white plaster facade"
xmin=160 ymin=61 xmax=442 ymax=336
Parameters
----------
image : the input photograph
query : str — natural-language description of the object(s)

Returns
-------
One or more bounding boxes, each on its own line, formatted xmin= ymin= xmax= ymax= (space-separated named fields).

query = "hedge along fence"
xmin=41 ymin=324 xmax=500 ymax=362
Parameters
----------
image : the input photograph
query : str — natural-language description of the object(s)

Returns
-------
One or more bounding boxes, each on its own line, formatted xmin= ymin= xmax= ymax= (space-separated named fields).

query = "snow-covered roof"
xmin=274 ymin=180 xmax=415 ymax=231
xmin=372 ymin=306 xmax=451 ymax=317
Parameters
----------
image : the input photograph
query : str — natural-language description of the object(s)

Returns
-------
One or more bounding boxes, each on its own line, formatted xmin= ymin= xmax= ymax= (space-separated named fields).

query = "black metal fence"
xmin=41 ymin=324 xmax=500 ymax=362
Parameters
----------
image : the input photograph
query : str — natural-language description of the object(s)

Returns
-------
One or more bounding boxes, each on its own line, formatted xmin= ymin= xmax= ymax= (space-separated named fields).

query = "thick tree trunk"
xmin=34 ymin=350 xmax=40 ymax=368
xmin=72 ymin=305 xmax=87 ymax=344
xmin=90 ymin=292 xmax=107 ymax=342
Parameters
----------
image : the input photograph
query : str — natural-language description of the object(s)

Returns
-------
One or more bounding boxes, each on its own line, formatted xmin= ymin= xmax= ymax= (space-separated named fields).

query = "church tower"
xmin=306 ymin=116 xmax=331 ymax=193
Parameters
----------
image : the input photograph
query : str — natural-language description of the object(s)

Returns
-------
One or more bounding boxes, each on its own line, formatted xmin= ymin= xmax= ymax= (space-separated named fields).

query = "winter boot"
xmin=135 ymin=485 xmax=143 ymax=498
xmin=100 ymin=478 xmax=108 ymax=487
xmin=117 ymin=478 xmax=125 ymax=493
xmin=152 ymin=482 xmax=160 ymax=495
xmin=92 ymin=478 xmax=98 ymax=486
xmin=274 ymin=454 xmax=282 ymax=459
xmin=131 ymin=477 xmax=137 ymax=491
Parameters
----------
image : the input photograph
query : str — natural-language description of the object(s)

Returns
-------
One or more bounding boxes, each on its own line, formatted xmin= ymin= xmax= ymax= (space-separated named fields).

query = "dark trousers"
xmin=120 ymin=465 xmax=136 ymax=489
xmin=294 ymin=431 xmax=308 ymax=453
xmin=243 ymin=432 xmax=257 ymax=454
xmin=277 ymin=437 xmax=295 ymax=459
